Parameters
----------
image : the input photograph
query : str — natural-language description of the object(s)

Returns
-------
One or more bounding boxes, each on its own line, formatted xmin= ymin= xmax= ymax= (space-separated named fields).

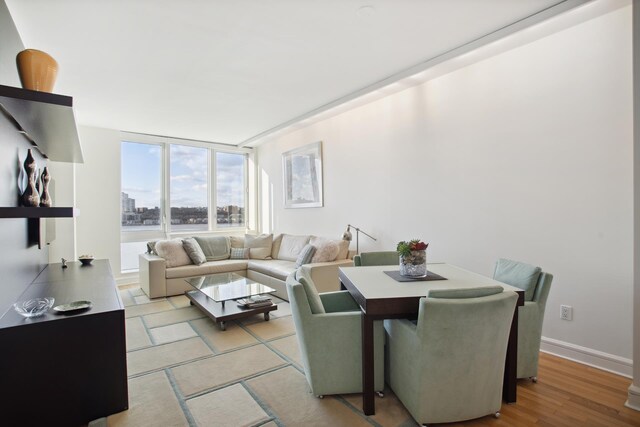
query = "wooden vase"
xmin=16 ymin=49 xmax=58 ymax=93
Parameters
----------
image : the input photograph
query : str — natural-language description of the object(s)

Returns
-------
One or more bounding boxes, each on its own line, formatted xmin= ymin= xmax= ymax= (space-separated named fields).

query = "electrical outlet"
xmin=560 ymin=305 xmax=573 ymax=321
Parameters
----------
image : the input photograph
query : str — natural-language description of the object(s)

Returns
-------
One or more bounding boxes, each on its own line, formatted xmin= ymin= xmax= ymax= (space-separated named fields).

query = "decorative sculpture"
xmin=40 ymin=167 xmax=52 ymax=207
xmin=21 ymin=149 xmax=40 ymax=207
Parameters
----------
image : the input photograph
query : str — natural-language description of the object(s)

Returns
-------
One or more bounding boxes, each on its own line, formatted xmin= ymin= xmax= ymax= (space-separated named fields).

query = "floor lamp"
xmin=341 ymin=224 xmax=376 ymax=254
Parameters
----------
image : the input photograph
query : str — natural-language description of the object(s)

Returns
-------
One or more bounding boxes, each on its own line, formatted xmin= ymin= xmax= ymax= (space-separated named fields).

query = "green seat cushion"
xmin=494 ymin=258 xmax=541 ymax=301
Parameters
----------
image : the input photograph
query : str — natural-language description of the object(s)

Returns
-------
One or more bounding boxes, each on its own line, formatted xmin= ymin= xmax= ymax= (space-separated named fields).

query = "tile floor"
xmin=110 ymin=287 xmax=415 ymax=427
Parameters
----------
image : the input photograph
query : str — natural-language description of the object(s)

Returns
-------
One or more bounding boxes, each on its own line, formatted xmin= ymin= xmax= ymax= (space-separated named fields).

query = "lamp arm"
xmin=347 ymin=224 xmax=377 ymax=241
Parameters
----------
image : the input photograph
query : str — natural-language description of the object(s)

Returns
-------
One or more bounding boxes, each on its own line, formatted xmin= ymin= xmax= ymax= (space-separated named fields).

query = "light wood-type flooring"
xmin=455 ymin=353 xmax=640 ymax=427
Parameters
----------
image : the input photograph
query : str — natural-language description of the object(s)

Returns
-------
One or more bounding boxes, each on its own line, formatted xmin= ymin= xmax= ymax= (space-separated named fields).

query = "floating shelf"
xmin=0 ymin=207 xmax=78 ymax=218
xmin=0 ymin=207 xmax=78 ymax=249
xmin=0 ymin=84 xmax=84 ymax=163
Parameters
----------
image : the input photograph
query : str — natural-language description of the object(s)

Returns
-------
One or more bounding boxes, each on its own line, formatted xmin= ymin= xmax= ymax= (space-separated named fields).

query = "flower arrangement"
xmin=397 ymin=239 xmax=428 ymax=277
xmin=397 ymin=239 xmax=428 ymax=262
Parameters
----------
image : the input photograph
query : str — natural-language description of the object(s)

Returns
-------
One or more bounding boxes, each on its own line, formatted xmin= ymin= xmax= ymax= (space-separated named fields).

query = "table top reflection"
xmin=186 ymin=272 xmax=276 ymax=302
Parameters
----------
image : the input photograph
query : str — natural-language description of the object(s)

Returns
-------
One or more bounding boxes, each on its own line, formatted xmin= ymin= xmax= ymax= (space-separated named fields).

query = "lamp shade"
xmin=342 ymin=225 xmax=352 ymax=241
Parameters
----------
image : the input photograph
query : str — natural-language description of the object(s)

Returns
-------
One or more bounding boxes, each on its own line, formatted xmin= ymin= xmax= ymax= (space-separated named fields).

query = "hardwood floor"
xmin=452 ymin=352 xmax=640 ymax=426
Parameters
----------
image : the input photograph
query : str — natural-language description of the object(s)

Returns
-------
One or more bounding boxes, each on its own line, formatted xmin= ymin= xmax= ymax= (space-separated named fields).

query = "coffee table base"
xmin=185 ymin=290 xmax=277 ymax=331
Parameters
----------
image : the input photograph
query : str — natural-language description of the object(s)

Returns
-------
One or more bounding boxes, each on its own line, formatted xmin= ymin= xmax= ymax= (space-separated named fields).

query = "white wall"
xmin=74 ymin=126 xmax=122 ymax=274
xmin=256 ymin=7 xmax=633 ymax=364
xmin=46 ymin=161 xmax=76 ymax=262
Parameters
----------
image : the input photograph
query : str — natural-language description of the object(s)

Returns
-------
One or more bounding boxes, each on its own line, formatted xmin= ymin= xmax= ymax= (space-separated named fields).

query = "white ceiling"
xmin=7 ymin=0 xmax=590 ymax=146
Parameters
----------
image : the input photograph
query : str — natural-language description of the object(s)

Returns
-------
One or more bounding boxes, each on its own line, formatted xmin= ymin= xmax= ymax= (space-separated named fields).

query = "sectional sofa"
xmin=139 ymin=233 xmax=354 ymax=301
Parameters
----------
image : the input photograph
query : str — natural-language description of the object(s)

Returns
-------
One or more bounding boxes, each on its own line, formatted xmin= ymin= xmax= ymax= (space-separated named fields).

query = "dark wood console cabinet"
xmin=0 ymin=259 xmax=128 ymax=426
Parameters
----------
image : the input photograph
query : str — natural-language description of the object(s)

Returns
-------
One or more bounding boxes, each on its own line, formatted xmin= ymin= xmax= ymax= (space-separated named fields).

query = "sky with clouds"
xmin=121 ymin=142 xmax=245 ymax=209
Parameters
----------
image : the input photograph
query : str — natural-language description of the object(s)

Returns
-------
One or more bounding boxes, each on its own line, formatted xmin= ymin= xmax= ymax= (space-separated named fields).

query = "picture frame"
xmin=282 ymin=141 xmax=323 ymax=209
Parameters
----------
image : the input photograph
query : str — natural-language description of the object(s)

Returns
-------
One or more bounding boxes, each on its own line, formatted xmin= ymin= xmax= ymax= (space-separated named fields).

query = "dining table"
xmin=339 ymin=262 xmax=525 ymax=416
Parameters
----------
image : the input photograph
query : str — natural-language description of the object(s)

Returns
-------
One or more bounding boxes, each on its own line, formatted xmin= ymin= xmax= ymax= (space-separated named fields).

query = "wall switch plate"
xmin=560 ymin=305 xmax=573 ymax=320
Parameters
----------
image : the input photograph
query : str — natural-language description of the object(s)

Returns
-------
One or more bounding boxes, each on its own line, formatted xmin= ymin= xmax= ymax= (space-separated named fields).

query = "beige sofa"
xmin=139 ymin=233 xmax=354 ymax=301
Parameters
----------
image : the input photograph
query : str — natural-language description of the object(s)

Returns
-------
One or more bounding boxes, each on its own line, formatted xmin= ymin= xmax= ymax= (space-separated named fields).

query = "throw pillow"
xmin=155 ymin=239 xmax=192 ymax=268
xmin=245 ymin=233 xmax=273 ymax=259
xmin=494 ymin=258 xmax=541 ymax=301
xmin=277 ymin=234 xmax=311 ymax=261
xmin=295 ymin=244 xmax=316 ymax=268
xmin=310 ymin=239 xmax=340 ymax=263
xmin=310 ymin=236 xmax=349 ymax=260
xmin=194 ymin=236 xmax=230 ymax=261
xmin=230 ymin=236 xmax=244 ymax=249
xmin=230 ymin=247 xmax=250 ymax=259
xmin=146 ymin=241 xmax=158 ymax=255
xmin=295 ymin=269 xmax=325 ymax=314
xmin=182 ymin=238 xmax=206 ymax=265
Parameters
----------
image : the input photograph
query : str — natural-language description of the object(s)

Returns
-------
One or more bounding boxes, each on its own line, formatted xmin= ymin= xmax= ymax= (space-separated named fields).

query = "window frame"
xmin=120 ymin=132 xmax=253 ymax=247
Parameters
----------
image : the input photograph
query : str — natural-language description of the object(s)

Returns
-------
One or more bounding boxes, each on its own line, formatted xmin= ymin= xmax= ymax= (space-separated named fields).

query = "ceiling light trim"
xmin=237 ymin=0 xmax=592 ymax=148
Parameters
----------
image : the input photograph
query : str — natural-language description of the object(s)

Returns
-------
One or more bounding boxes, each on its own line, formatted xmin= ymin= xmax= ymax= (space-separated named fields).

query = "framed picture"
xmin=282 ymin=141 xmax=323 ymax=208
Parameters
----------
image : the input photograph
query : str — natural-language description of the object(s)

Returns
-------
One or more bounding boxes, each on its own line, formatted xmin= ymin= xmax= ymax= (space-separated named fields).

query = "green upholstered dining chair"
xmin=353 ymin=251 xmax=398 ymax=266
xmin=385 ymin=286 xmax=518 ymax=425
xmin=285 ymin=270 xmax=385 ymax=398
xmin=493 ymin=258 xmax=554 ymax=381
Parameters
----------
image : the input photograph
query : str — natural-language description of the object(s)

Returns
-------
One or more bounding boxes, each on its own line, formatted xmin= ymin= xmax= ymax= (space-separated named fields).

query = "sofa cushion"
xmin=247 ymin=259 xmax=297 ymax=281
xmin=277 ymin=234 xmax=311 ymax=261
xmin=165 ymin=259 xmax=248 ymax=279
xmin=194 ymin=236 xmax=230 ymax=261
xmin=271 ymin=234 xmax=283 ymax=259
xmin=245 ymin=233 xmax=273 ymax=259
xmin=230 ymin=236 xmax=244 ymax=248
xmin=295 ymin=244 xmax=316 ymax=268
xmin=155 ymin=239 xmax=192 ymax=268
xmin=182 ymin=238 xmax=206 ymax=265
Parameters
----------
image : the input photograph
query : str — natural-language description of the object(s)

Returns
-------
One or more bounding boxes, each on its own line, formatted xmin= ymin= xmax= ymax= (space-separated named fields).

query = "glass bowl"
xmin=13 ymin=297 xmax=55 ymax=318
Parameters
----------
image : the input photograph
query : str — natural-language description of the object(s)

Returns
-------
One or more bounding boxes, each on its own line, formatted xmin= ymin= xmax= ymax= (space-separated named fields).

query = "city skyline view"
xmin=121 ymin=142 xmax=245 ymax=209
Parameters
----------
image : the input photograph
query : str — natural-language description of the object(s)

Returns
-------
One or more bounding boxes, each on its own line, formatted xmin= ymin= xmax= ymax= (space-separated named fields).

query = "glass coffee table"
xmin=185 ymin=272 xmax=278 ymax=331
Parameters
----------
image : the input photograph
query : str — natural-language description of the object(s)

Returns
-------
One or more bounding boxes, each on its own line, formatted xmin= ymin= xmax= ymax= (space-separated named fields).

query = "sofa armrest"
xmin=139 ymin=253 xmax=167 ymax=299
xmin=301 ymin=259 xmax=354 ymax=293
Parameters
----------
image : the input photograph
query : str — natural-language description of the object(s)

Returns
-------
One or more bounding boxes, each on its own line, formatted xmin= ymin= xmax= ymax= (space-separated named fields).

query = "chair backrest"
xmin=286 ymin=273 xmax=316 ymax=379
xmin=493 ymin=258 xmax=552 ymax=304
xmin=414 ymin=288 xmax=518 ymax=415
xmin=353 ymin=251 xmax=398 ymax=266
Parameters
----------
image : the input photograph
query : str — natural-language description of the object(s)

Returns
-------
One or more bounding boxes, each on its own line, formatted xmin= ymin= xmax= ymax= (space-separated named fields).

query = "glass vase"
xmin=399 ymin=249 xmax=427 ymax=278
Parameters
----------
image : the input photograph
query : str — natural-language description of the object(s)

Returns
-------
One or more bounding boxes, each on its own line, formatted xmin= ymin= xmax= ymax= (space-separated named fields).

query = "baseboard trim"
xmin=540 ymin=336 xmax=632 ymax=378
xmin=626 ymin=384 xmax=640 ymax=411
xmin=116 ymin=273 xmax=139 ymax=286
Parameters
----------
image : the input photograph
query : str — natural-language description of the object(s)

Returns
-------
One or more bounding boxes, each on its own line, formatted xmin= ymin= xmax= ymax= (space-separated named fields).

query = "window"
xmin=170 ymin=144 xmax=208 ymax=232
xmin=216 ymin=152 xmax=246 ymax=228
xmin=120 ymin=137 xmax=250 ymax=273
xmin=121 ymin=142 xmax=162 ymax=231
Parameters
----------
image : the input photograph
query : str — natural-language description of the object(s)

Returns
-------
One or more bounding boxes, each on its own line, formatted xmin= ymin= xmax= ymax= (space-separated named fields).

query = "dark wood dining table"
xmin=339 ymin=263 xmax=525 ymax=416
